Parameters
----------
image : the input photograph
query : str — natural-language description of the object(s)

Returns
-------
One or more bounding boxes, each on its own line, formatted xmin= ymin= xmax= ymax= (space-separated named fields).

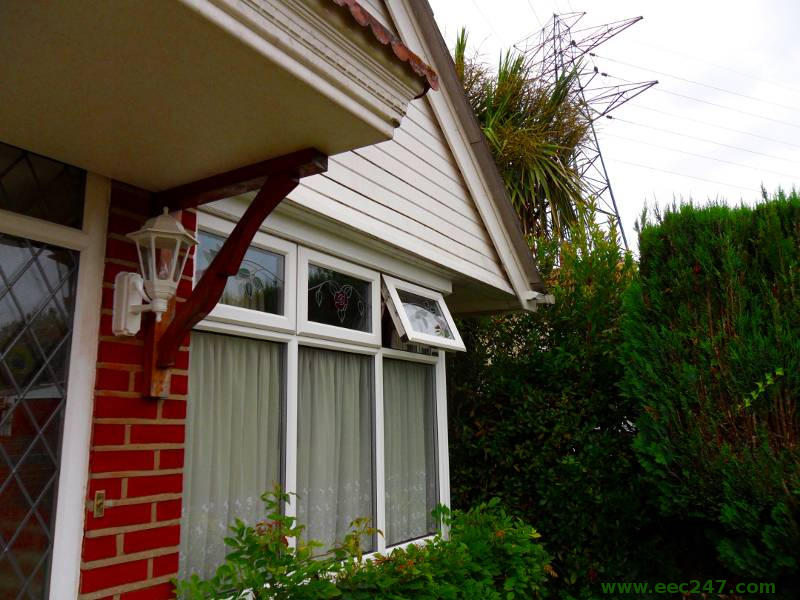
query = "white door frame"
xmin=0 ymin=173 xmax=110 ymax=599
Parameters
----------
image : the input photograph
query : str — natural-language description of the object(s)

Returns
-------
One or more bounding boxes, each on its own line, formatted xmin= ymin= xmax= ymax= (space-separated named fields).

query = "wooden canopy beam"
xmin=141 ymin=149 xmax=328 ymax=397
xmin=152 ymin=148 xmax=327 ymax=213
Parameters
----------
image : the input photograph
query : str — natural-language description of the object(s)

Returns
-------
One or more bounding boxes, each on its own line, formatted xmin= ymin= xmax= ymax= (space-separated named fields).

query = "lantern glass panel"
xmin=174 ymin=245 xmax=189 ymax=283
xmin=138 ymin=243 xmax=152 ymax=281
xmin=154 ymin=236 xmax=179 ymax=281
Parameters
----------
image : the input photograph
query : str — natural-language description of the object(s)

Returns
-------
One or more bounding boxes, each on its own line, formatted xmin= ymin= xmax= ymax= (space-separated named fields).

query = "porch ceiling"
xmin=0 ymin=0 xmax=426 ymax=191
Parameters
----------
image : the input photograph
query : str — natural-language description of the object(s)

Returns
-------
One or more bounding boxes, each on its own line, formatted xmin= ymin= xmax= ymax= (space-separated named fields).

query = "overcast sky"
xmin=428 ymin=0 xmax=800 ymax=249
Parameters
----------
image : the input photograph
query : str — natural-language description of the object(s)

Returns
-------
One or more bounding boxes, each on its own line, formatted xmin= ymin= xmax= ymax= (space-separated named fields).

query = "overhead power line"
xmin=613 ymin=160 xmax=762 ymax=195
xmin=602 ymin=71 xmax=800 ymax=131
xmin=591 ymin=53 xmax=800 ymax=114
xmin=624 ymin=37 xmax=800 ymax=97
xmin=606 ymin=115 xmax=800 ymax=168
xmin=525 ymin=0 xmax=543 ymax=27
xmin=469 ymin=0 xmax=501 ymax=39
xmin=603 ymin=133 xmax=800 ymax=181
xmin=630 ymin=105 xmax=800 ymax=152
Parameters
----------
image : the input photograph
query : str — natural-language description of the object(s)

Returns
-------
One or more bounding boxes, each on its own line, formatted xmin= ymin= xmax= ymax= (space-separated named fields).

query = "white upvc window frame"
xmin=297 ymin=246 xmax=381 ymax=346
xmin=197 ymin=212 xmax=297 ymax=334
xmin=377 ymin=347 xmax=448 ymax=552
xmin=190 ymin=210 xmax=450 ymax=559
xmin=382 ymin=274 xmax=465 ymax=352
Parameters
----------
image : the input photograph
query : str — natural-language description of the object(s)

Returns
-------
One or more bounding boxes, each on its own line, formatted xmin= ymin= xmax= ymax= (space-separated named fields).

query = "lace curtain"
xmin=383 ymin=359 xmax=437 ymax=546
xmin=296 ymin=347 xmax=373 ymax=552
xmin=180 ymin=332 xmax=283 ymax=579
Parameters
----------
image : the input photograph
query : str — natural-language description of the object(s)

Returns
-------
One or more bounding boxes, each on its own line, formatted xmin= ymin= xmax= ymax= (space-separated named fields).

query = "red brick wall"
xmin=79 ymin=184 xmax=196 ymax=599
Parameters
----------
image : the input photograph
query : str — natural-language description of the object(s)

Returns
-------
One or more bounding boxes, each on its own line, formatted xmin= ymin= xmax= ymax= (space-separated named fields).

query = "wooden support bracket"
xmin=152 ymin=148 xmax=327 ymax=214
xmin=140 ymin=148 xmax=327 ymax=398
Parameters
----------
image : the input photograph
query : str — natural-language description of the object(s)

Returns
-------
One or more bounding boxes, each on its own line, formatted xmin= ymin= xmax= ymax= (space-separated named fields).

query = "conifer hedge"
xmin=447 ymin=214 xmax=668 ymax=596
xmin=621 ymin=192 xmax=800 ymax=586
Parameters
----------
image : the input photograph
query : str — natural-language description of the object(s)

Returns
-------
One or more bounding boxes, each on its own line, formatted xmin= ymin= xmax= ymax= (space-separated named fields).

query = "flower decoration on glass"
xmin=311 ymin=279 xmax=364 ymax=324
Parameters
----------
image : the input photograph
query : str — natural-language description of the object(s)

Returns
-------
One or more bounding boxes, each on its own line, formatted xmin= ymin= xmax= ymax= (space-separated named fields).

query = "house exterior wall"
xmin=291 ymin=96 xmax=513 ymax=294
xmin=78 ymin=184 xmax=197 ymax=599
xmin=75 ymin=178 xmax=463 ymax=598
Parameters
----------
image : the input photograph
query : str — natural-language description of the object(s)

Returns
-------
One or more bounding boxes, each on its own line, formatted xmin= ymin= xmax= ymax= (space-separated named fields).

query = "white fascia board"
xmin=386 ymin=0 xmax=540 ymax=312
xmin=178 ymin=0 xmax=422 ymax=139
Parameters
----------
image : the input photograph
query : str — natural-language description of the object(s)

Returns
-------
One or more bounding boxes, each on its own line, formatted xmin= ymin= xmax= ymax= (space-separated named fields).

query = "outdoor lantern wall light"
xmin=112 ymin=208 xmax=197 ymax=336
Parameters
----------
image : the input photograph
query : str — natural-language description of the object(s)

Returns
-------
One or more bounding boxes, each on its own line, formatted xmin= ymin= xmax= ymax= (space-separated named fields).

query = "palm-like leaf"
xmin=454 ymin=29 xmax=589 ymax=240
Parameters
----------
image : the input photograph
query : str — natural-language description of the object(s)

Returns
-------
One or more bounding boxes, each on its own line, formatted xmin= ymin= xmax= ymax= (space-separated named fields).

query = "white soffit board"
xmin=0 ymin=0 xmax=421 ymax=191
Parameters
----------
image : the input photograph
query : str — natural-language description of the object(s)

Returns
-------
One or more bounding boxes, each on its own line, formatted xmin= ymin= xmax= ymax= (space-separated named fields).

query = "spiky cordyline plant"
xmin=454 ymin=28 xmax=590 ymax=241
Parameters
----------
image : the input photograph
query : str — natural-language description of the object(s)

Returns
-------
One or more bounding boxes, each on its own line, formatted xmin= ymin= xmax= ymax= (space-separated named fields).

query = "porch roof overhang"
xmin=0 ymin=0 xmax=435 ymax=192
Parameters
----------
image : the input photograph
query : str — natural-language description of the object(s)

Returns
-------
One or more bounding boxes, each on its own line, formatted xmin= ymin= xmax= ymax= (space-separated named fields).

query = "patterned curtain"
xmin=180 ymin=332 xmax=282 ymax=579
xmin=383 ymin=359 xmax=437 ymax=546
xmin=296 ymin=347 xmax=373 ymax=552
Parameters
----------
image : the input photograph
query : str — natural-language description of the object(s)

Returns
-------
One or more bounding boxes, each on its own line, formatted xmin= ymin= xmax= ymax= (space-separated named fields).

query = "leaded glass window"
xmin=197 ymin=231 xmax=284 ymax=315
xmin=0 ymin=233 xmax=79 ymax=598
xmin=307 ymin=264 xmax=371 ymax=332
xmin=397 ymin=289 xmax=454 ymax=340
xmin=381 ymin=276 xmax=465 ymax=352
xmin=0 ymin=142 xmax=85 ymax=229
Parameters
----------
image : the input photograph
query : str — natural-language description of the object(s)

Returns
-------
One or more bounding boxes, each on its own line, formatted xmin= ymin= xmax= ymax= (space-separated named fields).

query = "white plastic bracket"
xmin=522 ymin=290 xmax=555 ymax=305
xmin=112 ymin=272 xmax=148 ymax=336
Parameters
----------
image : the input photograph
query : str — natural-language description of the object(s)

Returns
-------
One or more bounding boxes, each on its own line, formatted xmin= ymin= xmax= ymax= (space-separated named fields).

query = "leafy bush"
xmin=447 ymin=211 xmax=668 ymax=594
xmin=621 ymin=192 xmax=800 ymax=589
xmin=175 ymin=488 xmax=552 ymax=599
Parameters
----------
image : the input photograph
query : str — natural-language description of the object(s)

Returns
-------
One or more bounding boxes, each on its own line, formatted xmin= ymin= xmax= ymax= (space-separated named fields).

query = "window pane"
xmin=383 ymin=359 xmax=437 ymax=546
xmin=397 ymin=290 xmax=453 ymax=339
xmin=196 ymin=231 xmax=284 ymax=314
xmin=297 ymin=347 xmax=374 ymax=552
xmin=307 ymin=264 xmax=371 ymax=332
xmin=0 ymin=233 xmax=79 ymax=598
xmin=181 ymin=332 xmax=283 ymax=579
xmin=0 ymin=141 xmax=85 ymax=229
xmin=381 ymin=308 xmax=435 ymax=356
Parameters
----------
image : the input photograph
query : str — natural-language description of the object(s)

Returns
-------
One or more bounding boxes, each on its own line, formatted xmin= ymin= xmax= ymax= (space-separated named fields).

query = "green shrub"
xmin=174 ymin=488 xmax=552 ymax=599
xmin=447 ymin=210 xmax=669 ymax=594
xmin=621 ymin=192 xmax=800 ymax=588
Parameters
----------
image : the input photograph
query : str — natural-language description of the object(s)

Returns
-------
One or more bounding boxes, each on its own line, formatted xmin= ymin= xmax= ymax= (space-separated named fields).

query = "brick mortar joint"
xmin=96 ymin=362 xmax=144 ymax=372
xmin=93 ymin=418 xmax=187 ymax=425
xmin=85 ymin=518 xmax=181 ymax=538
xmin=90 ymin=468 xmax=183 ymax=479
xmin=78 ymin=574 xmax=174 ymax=600
xmin=93 ymin=443 xmax=185 ymax=451
xmin=81 ymin=545 xmax=179 ymax=570
xmin=103 ymin=493 xmax=183 ymax=508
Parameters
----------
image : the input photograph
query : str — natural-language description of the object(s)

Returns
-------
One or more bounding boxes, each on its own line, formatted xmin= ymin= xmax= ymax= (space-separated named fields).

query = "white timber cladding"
xmin=384 ymin=0 xmax=541 ymax=310
xmin=291 ymin=96 xmax=513 ymax=294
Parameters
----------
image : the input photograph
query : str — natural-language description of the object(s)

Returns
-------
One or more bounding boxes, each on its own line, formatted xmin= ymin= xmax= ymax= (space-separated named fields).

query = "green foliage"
xmin=447 ymin=207 xmax=663 ymax=595
xmin=453 ymin=29 xmax=589 ymax=240
xmin=174 ymin=488 xmax=552 ymax=599
xmin=621 ymin=192 xmax=800 ymax=587
xmin=338 ymin=499 xmax=552 ymax=600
